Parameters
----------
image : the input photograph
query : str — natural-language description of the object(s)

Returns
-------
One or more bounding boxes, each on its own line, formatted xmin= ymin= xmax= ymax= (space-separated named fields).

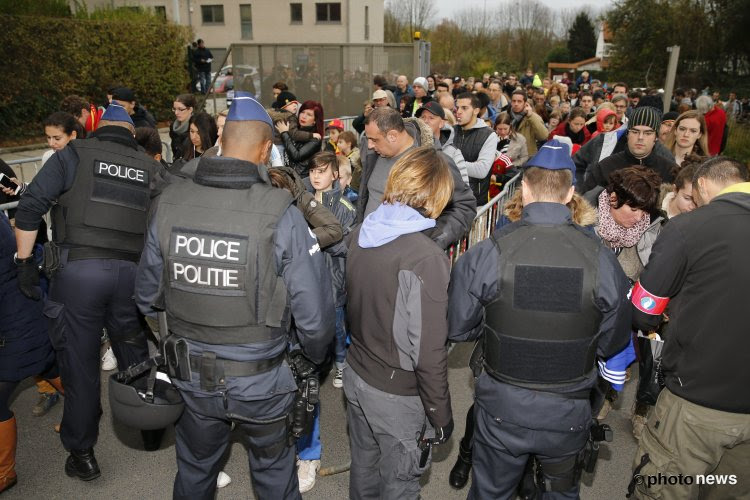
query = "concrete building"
xmin=82 ymin=0 xmax=384 ymax=49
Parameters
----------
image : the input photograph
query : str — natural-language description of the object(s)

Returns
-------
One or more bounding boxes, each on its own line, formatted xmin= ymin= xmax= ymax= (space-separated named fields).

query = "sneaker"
xmin=32 ymin=392 xmax=60 ymax=417
xmin=101 ymin=347 xmax=117 ymax=371
xmin=332 ymin=368 xmax=344 ymax=388
xmin=297 ymin=459 xmax=320 ymax=493
xmin=597 ymin=399 xmax=612 ymax=421
xmin=216 ymin=471 xmax=231 ymax=488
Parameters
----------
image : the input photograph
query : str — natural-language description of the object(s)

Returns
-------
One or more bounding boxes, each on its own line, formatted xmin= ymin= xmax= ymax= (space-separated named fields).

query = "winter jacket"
xmin=268 ymin=109 xmax=315 ymax=147
xmin=280 ymin=126 xmax=322 ymax=177
xmin=169 ymin=119 xmax=190 ymax=161
xmin=309 ymin=182 xmax=356 ymax=307
xmin=497 ymin=134 xmax=529 ymax=167
xmin=436 ymin=127 xmax=469 ymax=185
xmin=192 ymin=46 xmax=213 ymax=73
xmin=132 ymin=104 xmax=157 ymax=129
xmin=704 ymin=106 xmax=727 ymax=155
xmin=0 ymin=212 xmax=55 ymax=381
xmin=346 ymin=203 xmax=452 ymax=428
xmin=515 ymin=111 xmax=548 ymax=156
xmin=451 ymin=120 xmax=498 ymax=203
xmin=632 ymin=183 xmax=750 ymax=413
xmin=591 ymin=108 xmax=618 ymax=139
xmin=357 ymin=118 xmax=477 ymax=249
xmin=547 ymin=120 xmax=592 ymax=146
xmin=582 ymin=148 xmax=678 ymax=195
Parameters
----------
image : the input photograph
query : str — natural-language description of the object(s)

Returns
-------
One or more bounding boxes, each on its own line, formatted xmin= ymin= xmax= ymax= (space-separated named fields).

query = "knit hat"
xmin=413 ymin=77 xmax=428 ymax=90
xmin=662 ymin=111 xmax=679 ymax=123
xmin=629 ymin=106 xmax=661 ymax=132
xmin=227 ymin=91 xmax=273 ymax=132
xmin=272 ymin=91 xmax=298 ymax=110
xmin=100 ymin=103 xmax=134 ymax=126
xmin=525 ymin=139 xmax=576 ymax=184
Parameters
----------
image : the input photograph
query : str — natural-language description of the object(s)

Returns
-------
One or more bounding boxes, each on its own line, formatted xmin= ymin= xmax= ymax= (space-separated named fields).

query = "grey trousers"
xmin=344 ymin=366 xmax=433 ymax=500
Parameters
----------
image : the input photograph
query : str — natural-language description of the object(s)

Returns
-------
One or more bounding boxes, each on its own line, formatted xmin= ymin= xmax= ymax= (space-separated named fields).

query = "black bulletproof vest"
xmin=484 ymin=222 xmax=603 ymax=390
xmin=156 ymin=172 xmax=293 ymax=345
xmin=453 ymin=125 xmax=494 ymax=203
xmin=53 ymin=138 xmax=157 ymax=256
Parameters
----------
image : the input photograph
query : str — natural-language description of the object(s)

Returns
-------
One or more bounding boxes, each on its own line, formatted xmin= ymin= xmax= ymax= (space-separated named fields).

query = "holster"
xmin=42 ymin=241 xmax=61 ymax=278
xmin=289 ymin=375 xmax=319 ymax=441
xmin=161 ymin=334 xmax=192 ymax=382
xmin=469 ymin=339 xmax=484 ymax=378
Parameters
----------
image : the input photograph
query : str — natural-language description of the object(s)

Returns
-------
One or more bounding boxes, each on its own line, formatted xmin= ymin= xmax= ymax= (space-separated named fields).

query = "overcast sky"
xmin=433 ymin=0 xmax=599 ymax=21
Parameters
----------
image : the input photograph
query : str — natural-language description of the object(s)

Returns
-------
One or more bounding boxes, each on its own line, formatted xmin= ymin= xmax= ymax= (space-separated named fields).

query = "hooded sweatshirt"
xmin=346 ymin=202 xmax=452 ymax=428
xmin=591 ymin=108 xmax=618 ymax=139
xmin=633 ymin=183 xmax=750 ymax=413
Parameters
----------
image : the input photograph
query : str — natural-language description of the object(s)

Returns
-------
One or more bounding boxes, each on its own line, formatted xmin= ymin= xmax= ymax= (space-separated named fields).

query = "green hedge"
xmin=0 ymin=14 xmax=191 ymax=139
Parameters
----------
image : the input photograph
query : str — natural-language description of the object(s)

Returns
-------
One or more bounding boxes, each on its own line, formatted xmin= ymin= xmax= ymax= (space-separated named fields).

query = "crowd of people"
xmin=0 ymin=66 xmax=748 ymax=500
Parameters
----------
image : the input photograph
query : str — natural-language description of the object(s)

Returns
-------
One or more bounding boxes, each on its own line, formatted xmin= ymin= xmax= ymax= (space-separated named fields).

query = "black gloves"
xmin=288 ymin=350 xmax=317 ymax=382
xmin=15 ymin=254 xmax=41 ymax=300
xmin=432 ymin=418 xmax=454 ymax=445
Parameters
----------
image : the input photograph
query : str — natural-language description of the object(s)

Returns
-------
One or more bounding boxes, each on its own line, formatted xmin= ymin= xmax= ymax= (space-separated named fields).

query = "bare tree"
xmin=387 ymin=0 xmax=435 ymax=38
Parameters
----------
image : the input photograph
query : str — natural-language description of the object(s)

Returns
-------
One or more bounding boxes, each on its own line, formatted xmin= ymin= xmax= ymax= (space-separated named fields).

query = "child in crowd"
xmin=335 ymin=131 xmax=361 ymax=192
xmin=324 ymin=119 xmax=344 ymax=153
xmin=297 ymin=151 xmax=356 ymax=494
xmin=337 ymin=156 xmax=359 ymax=204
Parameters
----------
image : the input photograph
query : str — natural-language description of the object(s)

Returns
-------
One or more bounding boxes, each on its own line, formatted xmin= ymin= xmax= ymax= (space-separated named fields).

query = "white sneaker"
xmin=332 ymin=368 xmax=344 ymax=388
xmin=297 ymin=459 xmax=320 ymax=493
xmin=216 ymin=471 xmax=232 ymax=488
xmin=101 ymin=346 xmax=117 ymax=371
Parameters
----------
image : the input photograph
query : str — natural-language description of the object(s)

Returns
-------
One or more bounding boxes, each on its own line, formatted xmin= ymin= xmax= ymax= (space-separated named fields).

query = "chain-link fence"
xmin=230 ymin=43 xmax=419 ymax=118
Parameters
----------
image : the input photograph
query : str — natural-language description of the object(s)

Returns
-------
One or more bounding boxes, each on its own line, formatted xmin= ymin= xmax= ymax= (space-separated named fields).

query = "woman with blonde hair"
xmin=663 ymin=110 xmax=710 ymax=165
xmin=344 ymin=146 xmax=454 ymax=500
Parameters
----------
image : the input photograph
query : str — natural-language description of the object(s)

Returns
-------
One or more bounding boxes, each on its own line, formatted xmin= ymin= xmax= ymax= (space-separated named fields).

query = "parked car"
xmin=212 ymin=65 xmax=260 ymax=99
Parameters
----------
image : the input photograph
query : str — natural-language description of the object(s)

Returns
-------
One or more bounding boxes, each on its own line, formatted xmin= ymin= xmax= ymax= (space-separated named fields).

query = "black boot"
xmin=449 ymin=438 xmax=473 ymax=489
xmin=65 ymin=448 xmax=100 ymax=481
xmin=141 ymin=428 xmax=166 ymax=452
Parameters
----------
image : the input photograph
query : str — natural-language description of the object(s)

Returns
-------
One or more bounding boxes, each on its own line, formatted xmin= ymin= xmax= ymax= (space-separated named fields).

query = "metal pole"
xmin=663 ymin=45 xmax=680 ymax=114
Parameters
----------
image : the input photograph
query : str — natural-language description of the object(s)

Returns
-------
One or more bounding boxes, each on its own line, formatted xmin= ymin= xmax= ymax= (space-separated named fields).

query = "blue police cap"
xmin=100 ymin=103 xmax=134 ymax=126
xmin=227 ymin=91 xmax=273 ymax=132
xmin=525 ymin=139 xmax=576 ymax=184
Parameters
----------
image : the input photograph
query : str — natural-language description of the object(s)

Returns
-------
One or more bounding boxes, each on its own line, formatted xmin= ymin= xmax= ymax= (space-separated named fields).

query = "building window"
xmin=154 ymin=6 xmax=166 ymax=19
xmin=290 ymin=3 xmax=302 ymax=23
xmin=240 ymin=4 xmax=253 ymax=39
xmin=201 ymin=5 xmax=224 ymax=24
xmin=315 ymin=2 xmax=341 ymax=23
xmin=364 ymin=5 xmax=369 ymax=40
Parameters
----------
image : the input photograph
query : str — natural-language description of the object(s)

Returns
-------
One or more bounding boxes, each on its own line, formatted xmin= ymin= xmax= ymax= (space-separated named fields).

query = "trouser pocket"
xmin=42 ymin=300 xmax=67 ymax=350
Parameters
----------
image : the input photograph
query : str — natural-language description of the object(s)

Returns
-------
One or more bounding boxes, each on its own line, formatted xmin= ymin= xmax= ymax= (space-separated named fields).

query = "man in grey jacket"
xmin=357 ymin=107 xmax=477 ymax=249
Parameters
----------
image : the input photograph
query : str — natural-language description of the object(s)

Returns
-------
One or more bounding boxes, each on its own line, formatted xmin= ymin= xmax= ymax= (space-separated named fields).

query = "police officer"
xmin=447 ymin=140 xmax=632 ymax=499
xmin=134 ymin=92 xmax=334 ymax=500
xmin=13 ymin=104 xmax=165 ymax=479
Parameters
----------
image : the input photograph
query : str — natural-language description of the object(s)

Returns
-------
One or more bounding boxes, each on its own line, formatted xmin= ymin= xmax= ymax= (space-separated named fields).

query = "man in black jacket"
xmin=193 ymin=39 xmax=213 ymax=94
xmin=629 ymin=157 xmax=750 ymax=500
xmin=112 ymin=87 xmax=157 ymax=129
xmin=582 ymin=106 xmax=677 ymax=195
xmin=357 ymin=107 xmax=476 ymax=249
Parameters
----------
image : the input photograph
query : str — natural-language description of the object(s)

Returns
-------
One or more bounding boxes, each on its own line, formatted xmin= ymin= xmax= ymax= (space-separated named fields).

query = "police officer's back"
xmin=13 ymin=104 xmax=164 ymax=480
xmin=134 ymin=93 xmax=334 ymax=500
xmin=448 ymin=140 xmax=632 ymax=499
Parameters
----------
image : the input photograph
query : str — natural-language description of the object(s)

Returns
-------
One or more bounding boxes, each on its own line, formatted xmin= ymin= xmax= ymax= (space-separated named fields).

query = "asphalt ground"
xmin=7 ymin=341 xmax=640 ymax=500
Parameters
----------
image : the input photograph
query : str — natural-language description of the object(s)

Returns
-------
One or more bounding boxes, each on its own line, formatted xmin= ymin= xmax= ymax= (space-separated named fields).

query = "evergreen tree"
xmin=567 ymin=12 xmax=596 ymax=62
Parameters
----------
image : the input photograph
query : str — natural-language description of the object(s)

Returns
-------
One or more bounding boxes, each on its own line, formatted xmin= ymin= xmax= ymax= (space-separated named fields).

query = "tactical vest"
xmin=484 ymin=223 xmax=603 ymax=390
xmin=453 ymin=125 xmax=494 ymax=203
xmin=53 ymin=138 xmax=157 ymax=257
xmin=156 ymin=175 xmax=293 ymax=345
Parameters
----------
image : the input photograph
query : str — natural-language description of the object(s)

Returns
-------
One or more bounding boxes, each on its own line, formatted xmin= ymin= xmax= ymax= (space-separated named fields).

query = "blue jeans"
xmin=334 ymin=306 xmax=347 ymax=369
xmin=198 ymin=71 xmax=210 ymax=93
xmin=297 ymin=404 xmax=321 ymax=461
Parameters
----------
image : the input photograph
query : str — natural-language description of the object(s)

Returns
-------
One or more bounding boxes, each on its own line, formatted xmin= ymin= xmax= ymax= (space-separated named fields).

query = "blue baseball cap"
xmin=227 ymin=91 xmax=273 ymax=132
xmin=525 ymin=139 xmax=576 ymax=184
xmin=100 ymin=103 xmax=134 ymax=126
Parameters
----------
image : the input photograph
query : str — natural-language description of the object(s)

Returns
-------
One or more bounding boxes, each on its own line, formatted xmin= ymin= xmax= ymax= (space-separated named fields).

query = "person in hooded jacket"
xmin=547 ymin=107 xmax=592 ymax=151
xmin=357 ymin=107 xmax=476 ymax=250
xmin=345 ymin=145 xmax=455 ymax=500
xmin=591 ymin=107 xmax=618 ymax=140
xmin=414 ymin=101 xmax=469 ymax=185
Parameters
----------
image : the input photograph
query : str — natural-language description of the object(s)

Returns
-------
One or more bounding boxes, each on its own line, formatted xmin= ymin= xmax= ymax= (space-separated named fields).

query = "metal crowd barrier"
xmin=447 ymin=173 xmax=521 ymax=266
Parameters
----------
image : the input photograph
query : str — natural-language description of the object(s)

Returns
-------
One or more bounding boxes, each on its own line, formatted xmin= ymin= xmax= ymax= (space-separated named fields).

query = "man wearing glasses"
xmin=582 ymin=106 xmax=678 ymax=195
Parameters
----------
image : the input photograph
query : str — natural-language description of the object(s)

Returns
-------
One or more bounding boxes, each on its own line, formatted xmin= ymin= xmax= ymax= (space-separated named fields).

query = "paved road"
xmin=7 ymin=342 xmax=640 ymax=500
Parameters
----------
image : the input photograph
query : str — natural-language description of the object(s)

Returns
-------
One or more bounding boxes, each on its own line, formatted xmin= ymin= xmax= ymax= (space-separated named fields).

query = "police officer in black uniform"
xmin=13 ymin=104 xmax=165 ymax=480
xmin=447 ymin=140 xmax=632 ymax=499
xmin=134 ymin=92 xmax=334 ymax=500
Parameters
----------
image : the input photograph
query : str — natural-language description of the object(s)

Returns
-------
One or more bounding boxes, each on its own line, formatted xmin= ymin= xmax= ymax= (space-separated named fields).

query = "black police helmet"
xmin=109 ymin=371 xmax=184 ymax=430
